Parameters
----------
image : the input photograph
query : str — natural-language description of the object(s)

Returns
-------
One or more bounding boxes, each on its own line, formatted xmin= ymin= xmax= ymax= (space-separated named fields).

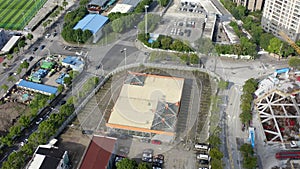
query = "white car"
xmin=35 ymin=118 xmax=43 ymax=125
xmin=290 ymin=141 xmax=299 ymax=148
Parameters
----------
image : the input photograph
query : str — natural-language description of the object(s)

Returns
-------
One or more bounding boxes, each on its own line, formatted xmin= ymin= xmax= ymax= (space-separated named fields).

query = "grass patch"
xmin=0 ymin=0 xmax=47 ymax=30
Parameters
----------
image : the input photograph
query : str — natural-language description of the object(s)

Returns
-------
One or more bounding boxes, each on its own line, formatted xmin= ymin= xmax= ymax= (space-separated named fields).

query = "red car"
xmin=151 ymin=140 xmax=162 ymax=145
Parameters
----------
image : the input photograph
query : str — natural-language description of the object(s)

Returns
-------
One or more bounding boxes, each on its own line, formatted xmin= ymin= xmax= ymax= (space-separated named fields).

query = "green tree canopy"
xmin=116 ymin=158 xmax=137 ymax=169
xmin=137 ymin=162 xmax=151 ymax=169
xmin=209 ymin=148 xmax=224 ymax=159
xmin=267 ymin=37 xmax=282 ymax=54
xmin=288 ymin=57 xmax=300 ymax=69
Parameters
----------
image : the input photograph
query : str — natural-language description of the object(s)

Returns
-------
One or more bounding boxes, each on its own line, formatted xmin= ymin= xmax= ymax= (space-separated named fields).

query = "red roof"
xmin=0 ymin=57 xmax=4 ymax=63
xmin=80 ymin=136 xmax=116 ymax=169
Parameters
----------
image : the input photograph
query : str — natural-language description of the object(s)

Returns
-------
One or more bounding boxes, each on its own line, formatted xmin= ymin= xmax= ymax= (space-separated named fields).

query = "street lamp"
xmin=120 ymin=48 xmax=127 ymax=68
xmin=144 ymin=5 xmax=149 ymax=35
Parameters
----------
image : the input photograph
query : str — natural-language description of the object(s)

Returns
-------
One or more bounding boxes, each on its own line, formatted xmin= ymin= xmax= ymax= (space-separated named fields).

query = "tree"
xmin=2 ymin=62 xmax=7 ymax=68
xmin=267 ymin=37 xmax=282 ymax=54
xmin=19 ymin=115 xmax=30 ymax=128
xmin=208 ymin=135 xmax=221 ymax=148
xmin=218 ymin=80 xmax=229 ymax=90
xmin=160 ymin=37 xmax=172 ymax=49
xmin=211 ymin=158 xmax=224 ymax=169
xmin=209 ymin=148 xmax=224 ymax=159
xmin=13 ymin=47 xmax=19 ymax=54
xmin=62 ymin=0 xmax=68 ymax=9
xmin=240 ymin=143 xmax=254 ymax=156
xmin=16 ymin=67 xmax=22 ymax=75
xmin=190 ymin=53 xmax=199 ymax=64
xmin=7 ymin=76 xmax=16 ymax=83
xmin=288 ymin=57 xmax=300 ymax=69
xmin=6 ymin=54 xmax=13 ymax=60
xmin=239 ymin=112 xmax=252 ymax=125
xmin=80 ymin=0 xmax=90 ymax=6
xmin=259 ymin=33 xmax=274 ymax=50
xmin=57 ymin=85 xmax=64 ymax=93
xmin=82 ymin=30 xmax=92 ymax=42
xmin=20 ymin=61 xmax=29 ymax=69
xmin=116 ymin=158 xmax=137 ymax=169
xmin=243 ymin=156 xmax=257 ymax=169
xmin=1 ymin=84 xmax=8 ymax=91
xmin=137 ymin=162 xmax=151 ymax=169
xmin=64 ymin=77 xmax=72 ymax=86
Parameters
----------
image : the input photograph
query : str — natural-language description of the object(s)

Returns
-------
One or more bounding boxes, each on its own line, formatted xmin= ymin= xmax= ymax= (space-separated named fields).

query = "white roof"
xmin=109 ymin=4 xmax=133 ymax=14
xmin=108 ymin=74 xmax=184 ymax=129
xmin=1 ymin=36 xmax=20 ymax=52
xmin=27 ymin=154 xmax=45 ymax=169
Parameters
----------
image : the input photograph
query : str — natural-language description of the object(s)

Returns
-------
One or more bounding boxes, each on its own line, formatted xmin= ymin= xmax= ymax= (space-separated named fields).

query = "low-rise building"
xmin=109 ymin=4 xmax=133 ymax=14
xmin=61 ymin=56 xmax=84 ymax=73
xmin=26 ymin=145 xmax=69 ymax=169
xmin=79 ymin=135 xmax=117 ymax=169
xmin=73 ymin=14 xmax=109 ymax=43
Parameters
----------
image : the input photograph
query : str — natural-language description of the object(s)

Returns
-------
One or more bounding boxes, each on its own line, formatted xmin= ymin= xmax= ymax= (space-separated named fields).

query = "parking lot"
xmin=178 ymin=2 xmax=206 ymax=14
xmin=153 ymin=15 xmax=206 ymax=42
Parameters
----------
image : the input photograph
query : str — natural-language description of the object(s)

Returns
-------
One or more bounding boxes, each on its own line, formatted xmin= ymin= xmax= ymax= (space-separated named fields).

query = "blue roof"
xmin=62 ymin=56 xmax=84 ymax=67
xmin=17 ymin=80 xmax=57 ymax=95
xmin=73 ymin=14 xmax=108 ymax=34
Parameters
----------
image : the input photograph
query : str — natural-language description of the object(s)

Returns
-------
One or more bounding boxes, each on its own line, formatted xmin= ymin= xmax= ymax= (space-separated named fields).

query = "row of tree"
xmin=61 ymin=6 xmax=92 ymax=43
xmin=208 ymin=132 xmax=224 ymax=169
xmin=138 ymin=33 xmax=193 ymax=52
xmin=0 ymin=94 xmax=50 ymax=147
xmin=240 ymin=144 xmax=257 ymax=169
xmin=1 ymin=101 xmax=75 ymax=169
xmin=239 ymin=78 xmax=258 ymax=125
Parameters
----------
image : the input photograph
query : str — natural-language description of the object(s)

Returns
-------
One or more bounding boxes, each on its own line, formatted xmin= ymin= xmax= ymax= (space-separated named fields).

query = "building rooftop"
xmin=107 ymin=72 xmax=184 ymax=133
xmin=27 ymin=145 xmax=66 ymax=169
xmin=62 ymin=56 xmax=84 ymax=67
xmin=1 ymin=36 xmax=21 ymax=53
xmin=79 ymin=135 xmax=116 ymax=169
xmin=90 ymin=0 xmax=109 ymax=7
xmin=109 ymin=4 xmax=133 ymax=14
xmin=121 ymin=0 xmax=141 ymax=8
xmin=17 ymin=80 xmax=58 ymax=95
xmin=73 ymin=14 xmax=108 ymax=34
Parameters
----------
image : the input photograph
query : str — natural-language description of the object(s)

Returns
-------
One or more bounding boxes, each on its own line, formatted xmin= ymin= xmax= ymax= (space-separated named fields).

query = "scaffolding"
xmin=256 ymin=91 xmax=300 ymax=143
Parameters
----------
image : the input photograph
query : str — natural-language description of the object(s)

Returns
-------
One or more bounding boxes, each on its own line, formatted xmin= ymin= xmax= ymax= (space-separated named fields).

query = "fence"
xmin=52 ymin=63 xmax=221 ymax=138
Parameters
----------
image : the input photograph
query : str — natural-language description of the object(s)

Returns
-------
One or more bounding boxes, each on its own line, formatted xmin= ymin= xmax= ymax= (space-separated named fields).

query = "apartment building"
xmin=261 ymin=0 xmax=300 ymax=41
xmin=233 ymin=0 xmax=264 ymax=11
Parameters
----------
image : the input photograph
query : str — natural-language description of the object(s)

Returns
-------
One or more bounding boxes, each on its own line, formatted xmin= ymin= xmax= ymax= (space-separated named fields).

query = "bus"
xmin=275 ymin=151 xmax=300 ymax=159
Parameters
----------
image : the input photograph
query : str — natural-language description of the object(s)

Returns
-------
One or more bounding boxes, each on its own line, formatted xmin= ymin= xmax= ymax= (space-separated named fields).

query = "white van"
xmin=195 ymin=144 xmax=209 ymax=150
xmin=197 ymin=154 xmax=209 ymax=160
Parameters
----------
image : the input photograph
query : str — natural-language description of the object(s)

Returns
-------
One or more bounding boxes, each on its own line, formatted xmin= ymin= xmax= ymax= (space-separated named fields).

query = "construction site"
xmin=255 ymin=68 xmax=300 ymax=143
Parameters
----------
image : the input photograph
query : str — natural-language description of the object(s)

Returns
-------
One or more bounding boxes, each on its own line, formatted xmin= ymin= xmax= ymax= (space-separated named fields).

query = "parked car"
xmin=40 ymin=45 xmax=45 ymax=50
xmin=59 ymin=100 xmax=66 ymax=106
xmin=32 ymin=47 xmax=38 ymax=52
xmin=35 ymin=118 xmax=43 ymax=125
xmin=28 ymin=56 xmax=34 ymax=62
xmin=142 ymin=149 xmax=153 ymax=162
xmin=82 ymin=130 xmax=93 ymax=135
xmin=199 ymin=159 xmax=209 ymax=165
xmin=8 ymin=72 xmax=13 ymax=76
xmin=151 ymin=140 xmax=161 ymax=145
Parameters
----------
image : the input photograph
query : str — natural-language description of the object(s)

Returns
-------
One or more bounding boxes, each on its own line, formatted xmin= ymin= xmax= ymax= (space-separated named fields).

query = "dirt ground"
xmin=0 ymin=102 xmax=29 ymax=134
xmin=57 ymin=121 xmax=91 ymax=169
